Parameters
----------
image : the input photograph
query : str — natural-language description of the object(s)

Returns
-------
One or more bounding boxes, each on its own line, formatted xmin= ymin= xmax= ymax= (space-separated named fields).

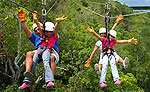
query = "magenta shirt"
xmin=102 ymin=37 xmax=116 ymax=50
xmin=40 ymin=34 xmax=58 ymax=47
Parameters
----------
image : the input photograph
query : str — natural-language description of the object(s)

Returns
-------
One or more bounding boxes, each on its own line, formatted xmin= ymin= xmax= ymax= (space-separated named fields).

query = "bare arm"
xmin=54 ymin=21 xmax=59 ymax=37
xmin=111 ymin=23 xmax=118 ymax=30
xmin=18 ymin=9 xmax=32 ymax=38
xmin=116 ymin=37 xmax=137 ymax=44
xmin=88 ymin=27 xmax=104 ymax=42
xmin=116 ymin=40 xmax=128 ymax=44
xmin=89 ymin=45 xmax=99 ymax=59
xmin=93 ymin=33 xmax=103 ymax=42
xmin=112 ymin=14 xmax=124 ymax=30
xmin=36 ymin=22 xmax=43 ymax=37
xmin=21 ymin=22 xmax=32 ymax=38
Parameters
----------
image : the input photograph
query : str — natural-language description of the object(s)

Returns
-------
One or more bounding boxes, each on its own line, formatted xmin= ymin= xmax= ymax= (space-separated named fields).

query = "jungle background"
xmin=0 ymin=0 xmax=150 ymax=92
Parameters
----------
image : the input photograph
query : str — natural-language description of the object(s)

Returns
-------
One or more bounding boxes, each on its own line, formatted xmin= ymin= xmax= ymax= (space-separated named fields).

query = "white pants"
xmin=99 ymin=52 xmax=121 ymax=64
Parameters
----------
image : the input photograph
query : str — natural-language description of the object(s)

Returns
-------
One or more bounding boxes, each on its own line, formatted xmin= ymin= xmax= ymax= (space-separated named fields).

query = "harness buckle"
xmin=107 ymin=49 xmax=111 ymax=54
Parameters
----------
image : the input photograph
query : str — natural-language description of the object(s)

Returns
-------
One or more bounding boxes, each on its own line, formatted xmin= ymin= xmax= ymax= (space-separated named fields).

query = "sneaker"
xmin=24 ymin=70 xmax=33 ymax=80
xmin=46 ymin=81 xmax=54 ymax=87
xmin=18 ymin=83 xmax=30 ymax=89
xmin=42 ymin=84 xmax=47 ymax=89
xmin=100 ymin=82 xmax=107 ymax=87
xmin=94 ymin=64 xmax=99 ymax=71
xmin=114 ymin=80 xmax=121 ymax=85
xmin=97 ymin=70 xmax=101 ymax=75
xmin=123 ymin=57 xmax=129 ymax=68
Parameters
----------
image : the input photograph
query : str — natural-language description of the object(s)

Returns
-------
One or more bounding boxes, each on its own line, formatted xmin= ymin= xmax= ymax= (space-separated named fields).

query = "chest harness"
xmin=102 ymin=0 xmax=116 ymax=60
xmin=37 ymin=0 xmax=55 ymax=57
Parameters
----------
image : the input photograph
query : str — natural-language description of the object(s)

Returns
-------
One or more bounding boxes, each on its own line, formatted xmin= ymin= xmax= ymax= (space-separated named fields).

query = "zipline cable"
xmin=82 ymin=0 xmax=105 ymax=5
xmin=9 ymin=0 xmax=42 ymax=16
xmin=73 ymin=0 xmax=150 ymax=19
xmin=46 ymin=0 xmax=57 ymax=16
xmin=72 ymin=0 xmax=105 ymax=18
xmin=111 ymin=11 xmax=150 ymax=18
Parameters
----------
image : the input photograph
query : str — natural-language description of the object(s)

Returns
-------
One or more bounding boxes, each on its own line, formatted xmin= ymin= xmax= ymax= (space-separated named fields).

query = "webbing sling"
xmin=102 ymin=0 xmax=116 ymax=61
xmin=102 ymin=0 xmax=111 ymax=52
xmin=41 ymin=0 xmax=47 ymax=41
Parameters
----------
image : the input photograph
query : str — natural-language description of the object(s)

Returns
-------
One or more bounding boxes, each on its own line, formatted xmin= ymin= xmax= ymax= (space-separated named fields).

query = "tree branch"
xmin=13 ymin=9 xmax=22 ymax=82
xmin=31 ymin=72 xmax=44 ymax=92
xmin=0 ymin=16 xmax=9 ymax=21
xmin=56 ymin=66 xmax=69 ymax=71
xmin=0 ymin=70 xmax=14 ymax=83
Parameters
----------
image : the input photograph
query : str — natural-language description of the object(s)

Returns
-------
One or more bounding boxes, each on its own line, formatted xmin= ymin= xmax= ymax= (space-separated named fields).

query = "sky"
xmin=114 ymin=0 xmax=150 ymax=6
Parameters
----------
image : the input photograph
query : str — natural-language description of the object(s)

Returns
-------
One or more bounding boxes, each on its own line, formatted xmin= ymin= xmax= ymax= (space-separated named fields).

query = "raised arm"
xmin=33 ymin=12 xmax=43 ymax=37
xmin=88 ymin=27 xmax=104 ymax=42
xmin=53 ymin=22 xmax=59 ymax=38
xmin=111 ymin=14 xmax=124 ymax=30
xmin=116 ymin=37 xmax=137 ymax=44
xmin=18 ymin=9 xmax=32 ymax=38
xmin=54 ymin=16 xmax=67 ymax=37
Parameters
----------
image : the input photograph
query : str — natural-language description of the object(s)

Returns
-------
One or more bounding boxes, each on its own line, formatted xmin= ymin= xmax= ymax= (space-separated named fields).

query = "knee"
xmin=26 ymin=51 xmax=35 ymax=57
xmin=50 ymin=55 xmax=55 ymax=63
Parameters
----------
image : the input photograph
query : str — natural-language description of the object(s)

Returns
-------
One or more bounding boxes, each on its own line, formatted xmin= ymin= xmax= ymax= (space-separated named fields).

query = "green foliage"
xmin=2 ymin=83 xmax=25 ymax=92
xmin=0 ymin=0 xmax=149 ymax=91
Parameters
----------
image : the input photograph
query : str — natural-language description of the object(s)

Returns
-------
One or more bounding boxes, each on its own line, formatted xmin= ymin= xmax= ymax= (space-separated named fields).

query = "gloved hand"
xmin=33 ymin=11 xmax=39 ymax=23
xmin=18 ymin=9 xmax=27 ymax=22
xmin=85 ymin=58 xmax=91 ymax=67
xmin=87 ymin=27 xmax=96 ymax=34
xmin=116 ymin=14 xmax=124 ymax=24
xmin=56 ymin=16 xmax=67 ymax=22
xmin=128 ymin=37 xmax=137 ymax=44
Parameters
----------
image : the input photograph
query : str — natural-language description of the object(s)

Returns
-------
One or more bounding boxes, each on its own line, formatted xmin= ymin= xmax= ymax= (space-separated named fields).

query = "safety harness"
xmin=41 ymin=0 xmax=47 ymax=41
xmin=102 ymin=0 xmax=116 ymax=59
xmin=37 ymin=0 xmax=56 ymax=57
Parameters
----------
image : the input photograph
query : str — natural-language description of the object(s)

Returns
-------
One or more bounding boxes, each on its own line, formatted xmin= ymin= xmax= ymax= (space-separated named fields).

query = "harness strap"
xmin=102 ymin=1 xmax=111 ymax=54
xmin=102 ymin=52 xmax=116 ymax=64
xmin=41 ymin=0 xmax=47 ymax=41
xmin=102 ymin=48 xmax=115 ymax=59
xmin=37 ymin=46 xmax=52 ymax=59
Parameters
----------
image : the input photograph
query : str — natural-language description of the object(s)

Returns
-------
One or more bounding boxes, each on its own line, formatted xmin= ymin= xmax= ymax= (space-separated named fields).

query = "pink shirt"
xmin=102 ymin=37 xmax=116 ymax=50
xmin=40 ymin=34 xmax=58 ymax=47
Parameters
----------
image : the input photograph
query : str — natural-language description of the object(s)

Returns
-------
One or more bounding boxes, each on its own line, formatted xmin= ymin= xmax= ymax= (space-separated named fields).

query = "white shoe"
xmin=94 ymin=64 xmax=101 ymax=74
xmin=123 ymin=57 xmax=129 ymax=68
xmin=97 ymin=70 xmax=101 ymax=75
xmin=94 ymin=64 xmax=99 ymax=71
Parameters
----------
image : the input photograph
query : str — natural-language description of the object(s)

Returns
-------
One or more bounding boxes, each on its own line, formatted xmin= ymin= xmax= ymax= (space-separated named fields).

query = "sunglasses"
xmin=34 ymin=28 xmax=39 ymax=32
xmin=110 ymin=35 xmax=115 ymax=38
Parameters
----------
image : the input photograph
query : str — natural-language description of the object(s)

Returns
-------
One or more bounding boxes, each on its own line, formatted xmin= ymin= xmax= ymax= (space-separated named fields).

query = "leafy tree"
xmin=0 ymin=0 xmax=149 ymax=91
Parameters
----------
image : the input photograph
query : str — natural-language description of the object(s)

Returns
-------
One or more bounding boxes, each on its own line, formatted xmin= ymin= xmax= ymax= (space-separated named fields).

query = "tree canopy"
xmin=0 ymin=0 xmax=149 ymax=92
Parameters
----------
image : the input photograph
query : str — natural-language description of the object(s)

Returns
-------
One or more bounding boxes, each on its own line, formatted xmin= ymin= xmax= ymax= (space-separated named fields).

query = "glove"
xmin=33 ymin=11 xmax=39 ymax=23
xmin=128 ymin=37 xmax=137 ymax=44
xmin=18 ymin=9 xmax=27 ymax=22
xmin=87 ymin=27 xmax=96 ymax=34
xmin=85 ymin=58 xmax=91 ymax=67
xmin=116 ymin=14 xmax=124 ymax=23
xmin=56 ymin=16 xmax=67 ymax=22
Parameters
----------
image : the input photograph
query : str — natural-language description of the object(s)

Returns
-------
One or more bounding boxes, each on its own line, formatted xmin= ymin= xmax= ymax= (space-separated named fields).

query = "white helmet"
xmin=99 ymin=28 xmax=106 ymax=34
xmin=109 ymin=30 xmax=117 ymax=37
xmin=45 ymin=22 xmax=55 ymax=32
xmin=32 ymin=22 xmax=42 ymax=30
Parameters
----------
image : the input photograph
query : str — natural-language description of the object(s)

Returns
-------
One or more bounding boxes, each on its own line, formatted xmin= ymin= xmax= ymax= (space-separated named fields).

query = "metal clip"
xmin=42 ymin=9 xmax=46 ymax=16
xmin=41 ymin=0 xmax=46 ymax=5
